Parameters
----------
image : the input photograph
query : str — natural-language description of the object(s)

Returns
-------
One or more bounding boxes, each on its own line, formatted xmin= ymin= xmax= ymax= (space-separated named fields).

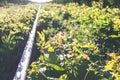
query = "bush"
xmin=27 ymin=2 xmax=120 ymax=80
xmin=0 ymin=4 xmax=37 ymax=71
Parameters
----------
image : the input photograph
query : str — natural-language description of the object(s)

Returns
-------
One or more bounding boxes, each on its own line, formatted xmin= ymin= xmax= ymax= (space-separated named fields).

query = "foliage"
xmin=52 ymin=0 xmax=120 ymax=8
xmin=27 ymin=2 xmax=120 ymax=80
xmin=104 ymin=53 xmax=120 ymax=80
xmin=0 ymin=0 xmax=28 ymax=5
xmin=0 ymin=4 xmax=37 ymax=71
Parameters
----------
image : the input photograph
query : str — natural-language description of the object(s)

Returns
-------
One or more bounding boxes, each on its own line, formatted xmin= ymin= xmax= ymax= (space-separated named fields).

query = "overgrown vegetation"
xmin=0 ymin=0 xmax=28 ymax=6
xmin=52 ymin=0 xmax=120 ymax=8
xmin=0 ymin=0 xmax=120 ymax=80
xmin=27 ymin=2 xmax=120 ymax=80
xmin=0 ymin=4 xmax=37 ymax=72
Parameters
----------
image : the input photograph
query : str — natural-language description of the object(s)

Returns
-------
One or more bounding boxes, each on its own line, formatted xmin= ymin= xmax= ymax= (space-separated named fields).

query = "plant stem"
xmin=84 ymin=70 xmax=89 ymax=80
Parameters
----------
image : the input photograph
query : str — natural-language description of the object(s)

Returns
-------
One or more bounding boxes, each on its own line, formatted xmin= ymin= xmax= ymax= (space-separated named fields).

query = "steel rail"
xmin=13 ymin=5 xmax=41 ymax=80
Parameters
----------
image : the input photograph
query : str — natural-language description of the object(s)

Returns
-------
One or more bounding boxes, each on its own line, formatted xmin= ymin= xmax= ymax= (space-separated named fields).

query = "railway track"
xmin=13 ymin=5 xmax=41 ymax=80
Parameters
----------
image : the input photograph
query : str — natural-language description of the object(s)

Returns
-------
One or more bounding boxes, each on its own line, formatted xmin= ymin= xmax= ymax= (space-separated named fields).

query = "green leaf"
xmin=49 ymin=53 xmax=58 ymax=64
xmin=49 ymin=64 xmax=65 ymax=71
xmin=110 ymin=34 xmax=120 ymax=38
